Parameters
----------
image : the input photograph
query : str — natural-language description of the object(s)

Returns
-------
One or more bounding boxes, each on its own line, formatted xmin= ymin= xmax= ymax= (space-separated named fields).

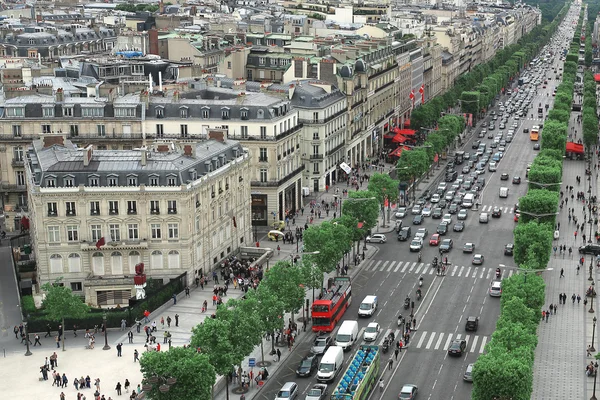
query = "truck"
xmin=330 ymin=345 xmax=380 ymax=400
xmin=454 ymin=151 xmax=465 ymax=165
xmin=538 ymin=107 xmax=543 ymax=118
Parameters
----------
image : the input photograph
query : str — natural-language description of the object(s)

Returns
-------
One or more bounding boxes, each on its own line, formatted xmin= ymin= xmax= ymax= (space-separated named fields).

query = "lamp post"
xmin=499 ymin=264 xmax=553 ymax=284
xmin=24 ymin=317 xmax=32 ymax=356
xmin=591 ymin=257 xmax=595 ymax=282
xmin=591 ymin=317 xmax=597 ymax=352
xmin=102 ymin=313 xmax=110 ymax=350
xmin=140 ymin=376 xmax=177 ymax=399
xmin=590 ymin=281 xmax=596 ymax=314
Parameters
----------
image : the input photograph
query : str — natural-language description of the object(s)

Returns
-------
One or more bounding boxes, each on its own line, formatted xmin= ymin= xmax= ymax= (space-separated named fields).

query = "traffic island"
xmin=231 ymin=385 xmax=250 ymax=395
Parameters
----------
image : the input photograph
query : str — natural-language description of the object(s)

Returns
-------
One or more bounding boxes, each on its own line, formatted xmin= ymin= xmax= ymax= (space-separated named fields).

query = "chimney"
xmin=183 ymin=144 xmax=196 ymax=157
xmin=140 ymin=147 xmax=147 ymax=166
xmin=157 ymin=144 xmax=170 ymax=152
xmin=83 ymin=145 xmax=93 ymax=167
xmin=43 ymin=136 xmax=65 ymax=148
xmin=159 ymin=71 xmax=163 ymax=92
xmin=140 ymin=90 xmax=149 ymax=108
xmin=149 ymin=73 xmax=153 ymax=92
xmin=56 ymin=88 xmax=64 ymax=103
xmin=208 ymin=130 xmax=225 ymax=143
xmin=173 ymin=91 xmax=180 ymax=102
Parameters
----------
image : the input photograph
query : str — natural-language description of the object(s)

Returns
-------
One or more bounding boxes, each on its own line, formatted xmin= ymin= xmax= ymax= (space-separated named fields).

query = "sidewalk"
xmin=531 ymin=92 xmax=597 ymax=398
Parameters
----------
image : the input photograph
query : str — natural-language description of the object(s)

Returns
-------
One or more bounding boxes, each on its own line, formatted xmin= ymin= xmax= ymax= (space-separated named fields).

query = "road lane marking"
xmin=426 ymin=332 xmax=437 ymax=349
xmin=387 ymin=261 xmax=395 ymax=272
xmin=380 ymin=261 xmax=389 ymax=272
xmin=479 ymin=268 xmax=486 ymax=279
xmin=416 ymin=331 xmax=428 ymax=348
xmin=465 ymin=266 xmax=472 ymax=277
xmin=470 ymin=336 xmax=479 ymax=353
xmin=415 ymin=263 xmax=424 ymax=274
xmin=365 ymin=260 xmax=374 ymax=271
xmin=373 ymin=260 xmax=382 ymax=271
xmin=472 ymin=268 xmax=478 ymax=278
xmin=409 ymin=262 xmax=417 ymax=272
xmin=479 ymin=336 xmax=488 ymax=353
xmin=451 ymin=265 xmax=459 ymax=276
xmin=394 ymin=262 xmax=403 ymax=272
xmin=401 ymin=263 xmax=410 ymax=273
xmin=458 ymin=266 xmax=465 ymax=277
xmin=443 ymin=334 xmax=453 ymax=350
xmin=434 ymin=332 xmax=444 ymax=350
xmin=378 ymin=329 xmax=391 ymax=346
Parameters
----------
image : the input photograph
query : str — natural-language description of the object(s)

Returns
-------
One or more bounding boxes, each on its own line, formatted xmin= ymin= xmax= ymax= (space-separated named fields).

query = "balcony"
xmin=258 ymin=157 xmax=268 ymax=162
xmin=127 ymin=209 xmax=137 ymax=215
xmin=228 ymin=123 xmax=304 ymax=142
xmin=66 ymin=210 xmax=77 ymax=216
xmin=150 ymin=209 xmax=160 ymax=215
xmin=109 ymin=209 xmax=119 ymax=215
xmin=47 ymin=211 xmax=57 ymax=217
xmin=0 ymin=182 xmax=26 ymax=192
xmin=326 ymin=141 xmax=345 ymax=157
xmin=299 ymin=109 xmax=346 ymax=125
xmin=90 ymin=209 xmax=100 ymax=215
xmin=68 ymin=133 xmax=145 ymax=141
xmin=309 ymin=154 xmax=323 ymax=160
xmin=11 ymin=158 xmax=24 ymax=167
xmin=168 ymin=208 xmax=178 ymax=214
xmin=251 ymin=165 xmax=305 ymax=188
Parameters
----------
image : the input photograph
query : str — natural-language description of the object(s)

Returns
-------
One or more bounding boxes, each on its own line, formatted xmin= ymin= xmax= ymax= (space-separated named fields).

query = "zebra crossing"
xmin=478 ymin=205 xmax=515 ymax=213
xmin=362 ymin=260 xmax=516 ymax=279
xmin=366 ymin=328 xmax=489 ymax=354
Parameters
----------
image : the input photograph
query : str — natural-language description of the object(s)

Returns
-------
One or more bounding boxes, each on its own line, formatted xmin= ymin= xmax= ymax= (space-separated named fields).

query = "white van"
xmin=488 ymin=162 xmax=497 ymax=172
xmin=316 ymin=346 xmax=344 ymax=382
xmin=335 ymin=320 xmax=359 ymax=351
xmin=499 ymin=187 xmax=509 ymax=198
xmin=358 ymin=295 xmax=378 ymax=317
xmin=462 ymin=193 xmax=475 ymax=208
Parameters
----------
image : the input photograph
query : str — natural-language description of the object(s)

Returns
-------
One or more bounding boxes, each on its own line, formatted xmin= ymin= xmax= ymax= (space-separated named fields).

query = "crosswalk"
xmin=362 ymin=260 xmax=516 ymax=279
xmin=478 ymin=205 xmax=515 ymax=213
xmin=364 ymin=328 xmax=489 ymax=354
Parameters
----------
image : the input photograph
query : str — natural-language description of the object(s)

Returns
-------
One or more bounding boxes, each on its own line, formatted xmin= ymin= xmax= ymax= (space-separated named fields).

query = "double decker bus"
xmin=312 ymin=277 xmax=352 ymax=332
xmin=530 ymin=125 xmax=540 ymax=141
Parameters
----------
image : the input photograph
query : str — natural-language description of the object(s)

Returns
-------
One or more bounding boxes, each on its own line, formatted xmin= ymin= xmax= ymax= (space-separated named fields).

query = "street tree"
xmin=303 ymin=221 xmax=350 ymax=274
xmin=488 ymin=323 xmax=538 ymax=356
xmin=260 ymin=261 xmax=305 ymax=321
xmin=513 ymin=221 xmax=553 ymax=268
xmin=139 ymin=346 xmax=216 ymax=400
xmin=396 ymin=150 xmax=429 ymax=200
xmin=500 ymin=273 xmax=546 ymax=314
xmin=367 ymin=173 xmax=399 ymax=225
xmin=496 ymin=297 xmax=537 ymax=332
xmin=242 ymin=289 xmax=284 ymax=364
xmin=342 ymin=191 xmax=379 ymax=232
xmin=472 ymin=350 xmax=533 ymax=400
xmin=527 ymin=165 xmax=562 ymax=192
xmin=41 ymin=278 xmax=90 ymax=351
xmin=518 ymin=189 xmax=559 ymax=224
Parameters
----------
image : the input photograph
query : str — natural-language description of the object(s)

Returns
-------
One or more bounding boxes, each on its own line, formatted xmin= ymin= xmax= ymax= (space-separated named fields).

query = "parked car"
xmin=366 ymin=234 xmax=387 ymax=243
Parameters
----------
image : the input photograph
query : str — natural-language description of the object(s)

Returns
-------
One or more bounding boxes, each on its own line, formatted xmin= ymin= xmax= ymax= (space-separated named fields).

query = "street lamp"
xmin=526 ymin=180 xmax=563 ymax=189
xmin=140 ymin=376 xmax=177 ymax=398
xmin=499 ymin=264 xmax=553 ymax=284
xmin=592 ymin=358 xmax=599 ymax=400
xmin=591 ymin=317 xmax=597 ymax=352
xmin=23 ymin=317 xmax=32 ymax=356
xmin=102 ymin=313 xmax=110 ymax=351
xmin=590 ymin=281 xmax=596 ymax=314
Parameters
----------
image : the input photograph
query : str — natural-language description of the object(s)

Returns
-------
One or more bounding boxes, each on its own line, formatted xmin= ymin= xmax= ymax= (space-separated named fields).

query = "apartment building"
xmin=25 ymin=134 xmax=251 ymax=307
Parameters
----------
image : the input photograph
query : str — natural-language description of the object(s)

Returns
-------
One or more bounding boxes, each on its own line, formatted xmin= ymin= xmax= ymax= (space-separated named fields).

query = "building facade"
xmin=26 ymin=134 xmax=251 ymax=307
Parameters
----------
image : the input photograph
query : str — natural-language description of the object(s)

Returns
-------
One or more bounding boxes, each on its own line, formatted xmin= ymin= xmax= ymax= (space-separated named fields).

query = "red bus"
xmin=312 ymin=277 xmax=352 ymax=332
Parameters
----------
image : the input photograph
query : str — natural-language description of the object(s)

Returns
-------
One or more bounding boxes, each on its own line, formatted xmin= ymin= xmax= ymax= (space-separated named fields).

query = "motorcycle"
xmin=397 ymin=315 xmax=404 ymax=327
xmin=416 ymin=289 xmax=422 ymax=301
xmin=432 ymin=257 xmax=438 ymax=268
xmin=382 ymin=338 xmax=390 ymax=353
xmin=403 ymin=297 xmax=410 ymax=310
xmin=496 ymin=268 xmax=501 ymax=279
xmin=419 ymin=276 xmax=423 ymax=287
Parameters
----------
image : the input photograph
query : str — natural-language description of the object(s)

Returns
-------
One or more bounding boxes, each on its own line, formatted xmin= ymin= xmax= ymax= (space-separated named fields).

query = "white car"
xmin=422 ymin=207 xmax=432 ymax=217
xmin=457 ymin=209 xmax=468 ymax=220
xmin=395 ymin=207 xmax=407 ymax=219
xmin=411 ymin=205 xmax=422 ymax=215
xmin=363 ymin=322 xmax=380 ymax=341
xmin=442 ymin=214 xmax=452 ymax=224
xmin=410 ymin=238 xmax=423 ymax=251
xmin=431 ymin=194 xmax=441 ymax=203
xmin=366 ymin=234 xmax=387 ymax=244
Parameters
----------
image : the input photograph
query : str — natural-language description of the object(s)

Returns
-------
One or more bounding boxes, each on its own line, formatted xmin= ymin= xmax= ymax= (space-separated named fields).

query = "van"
xmin=316 ymin=346 xmax=344 ymax=382
xmin=275 ymin=382 xmax=299 ymax=400
xmin=489 ymin=281 xmax=502 ymax=297
xmin=499 ymin=187 xmax=509 ymax=198
xmin=488 ymin=162 xmax=497 ymax=172
xmin=462 ymin=193 xmax=475 ymax=208
xmin=358 ymin=295 xmax=378 ymax=317
xmin=335 ymin=320 xmax=359 ymax=351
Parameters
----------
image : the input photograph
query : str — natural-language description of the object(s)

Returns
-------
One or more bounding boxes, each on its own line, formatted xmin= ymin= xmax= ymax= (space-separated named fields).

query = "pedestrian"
xmin=160 ymin=317 xmax=165 ymax=329
xmin=95 ymin=378 xmax=101 ymax=392
xmin=172 ymin=294 xmax=177 ymax=304
xmin=589 ymin=345 xmax=593 ymax=357
xmin=34 ymin=334 xmax=41 ymax=346
xmin=394 ymin=348 xmax=399 ymax=360
xmin=60 ymin=392 xmax=65 ymax=400
xmin=124 ymin=380 xmax=130 ymax=393
xmin=185 ymin=287 xmax=190 ymax=297
xmin=128 ymin=331 xmax=133 ymax=344
xmin=62 ymin=373 xmax=68 ymax=388
xmin=577 ymin=265 xmax=580 ymax=275
xmin=578 ymin=295 xmax=582 ymax=304
xmin=116 ymin=382 xmax=122 ymax=396
xmin=379 ymin=378 xmax=384 ymax=393
xmin=45 ymin=324 xmax=52 ymax=338
xmin=276 ymin=348 xmax=281 ymax=362
xmin=120 ymin=319 xmax=127 ymax=331
xmin=116 ymin=343 xmax=122 ymax=357
xmin=388 ymin=357 xmax=393 ymax=370
xmin=167 ymin=316 xmax=172 ymax=327
xmin=55 ymin=335 xmax=60 ymax=348
xmin=560 ymin=268 xmax=565 ymax=278
xmin=133 ymin=349 xmax=139 ymax=363
xmin=545 ymin=310 xmax=550 ymax=322
xmin=542 ymin=310 xmax=546 ymax=321
xmin=175 ymin=314 xmax=179 ymax=327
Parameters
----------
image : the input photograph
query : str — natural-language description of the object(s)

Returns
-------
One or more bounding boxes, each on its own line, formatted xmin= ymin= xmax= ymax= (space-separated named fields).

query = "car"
xmin=465 ymin=316 xmax=479 ymax=332
xmin=472 ymin=254 xmax=485 ymax=265
xmin=463 ymin=364 xmax=475 ymax=383
xmin=448 ymin=204 xmax=459 ymax=214
xmin=475 ymin=166 xmax=485 ymax=175
xmin=421 ymin=207 xmax=432 ymax=217
xmin=579 ymin=244 xmax=600 ymax=255
xmin=432 ymin=208 xmax=443 ymax=219
xmin=305 ymin=384 xmax=328 ymax=400
xmin=523 ymin=128 xmax=530 ymax=133
xmin=430 ymin=194 xmax=441 ymax=203
xmin=411 ymin=205 xmax=422 ymax=215
xmin=366 ymin=234 xmax=387 ymax=243
xmin=472 ymin=140 xmax=481 ymax=149
xmin=440 ymin=238 xmax=453 ymax=252
xmin=462 ymin=165 xmax=470 ymax=174
xmin=445 ymin=190 xmax=456 ymax=201
xmin=275 ymin=382 xmax=300 ymax=400
xmin=363 ymin=322 xmax=380 ymax=342
xmin=442 ymin=214 xmax=452 ymax=224
xmin=457 ymin=209 xmax=468 ymax=220
xmin=504 ymin=243 xmax=514 ymax=256
xmin=410 ymin=238 xmax=423 ymax=252
xmin=463 ymin=243 xmax=475 ymax=253
xmin=436 ymin=223 xmax=448 ymax=236
xmin=412 ymin=214 xmax=423 ymax=225
xmin=415 ymin=228 xmax=428 ymax=239
xmin=490 ymin=142 xmax=497 ymax=149
xmin=490 ymin=281 xmax=502 ymax=297
xmin=397 ymin=227 xmax=412 ymax=241
xmin=438 ymin=199 xmax=448 ymax=209
xmin=512 ymin=176 xmax=521 ymax=184
xmin=448 ymin=339 xmax=467 ymax=356
xmin=296 ymin=354 xmax=319 ymax=377
xmin=534 ymin=143 xmax=540 ymax=150
xmin=310 ymin=336 xmax=332 ymax=355
xmin=395 ymin=207 xmax=407 ymax=219
xmin=416 ymin=198 xmax=426 ymax=206
xmin=429 ymin=233 xmax=441 ymax=246
xmin=479 ymin=212 xmax=489 ymax=223
xmin=453 ymin=221 xmax=465 ymax=232
xmin=398 ymin=384 xmax=418 ymax=400
xmin=491 ymin=207 xmax=502 ymax=218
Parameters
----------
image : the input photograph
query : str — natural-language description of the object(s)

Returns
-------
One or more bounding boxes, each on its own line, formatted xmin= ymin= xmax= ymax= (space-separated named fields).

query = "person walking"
xmin=167 ymin=316 xmax=172 ymax=328
xmin=55 ymin=335 xmax=60 ymax=348
xmin=560 ymin=268 xmax=565 ymax=278
xmin=133 ymin=349 xmax=139 ymax=363
xmin=394 ymin=348 xmax=399 ymax=360
xmin=387 ymin=358 xmax=393 ymax=370
xmin=124 ymin=380 xmax=130 ymax=393
xmin=175 ymin=314 xmax=179 ymax=327
xmin=379 ymin=378 xmax=384 ymax=393
xmin=578 ymin=295 xmax=582 ymax=304
xmin=545 ymin=310 xmax=550 ymax=322
xmin=34 ymin=334 xmax=41 ymax=346
xmin=116 ymin=382 xmax=122 ymax=396
xmin=572 ymin=294 xmax=577 ymax=304
xmin=127 ymin=331 xmax=133 ymax=344
xmin=116 ymin=343 xmax=122 ymax=357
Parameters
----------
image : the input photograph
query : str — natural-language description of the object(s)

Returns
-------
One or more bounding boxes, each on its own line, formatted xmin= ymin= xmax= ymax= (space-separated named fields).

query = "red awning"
xmin=389 ymin=147 xmax=404 ymax=157
xmin=403 ymin=119 xmax=411 ymax=128
xmin=566 ymin=142 xmax=584 ymax=154
xmin=393 ymin=128 xmax=417 ymax=136
xmin=392 ymin=134 xmax=408 ymax=143
xmin=384 ymin=133 xmax=396 ymax=139
xmin=595 ymin=74 xmax=600 ymax=83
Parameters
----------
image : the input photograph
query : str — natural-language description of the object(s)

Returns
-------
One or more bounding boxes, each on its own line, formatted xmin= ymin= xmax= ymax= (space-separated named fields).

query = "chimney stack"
xmin=208 ymin=130 xmax=225 ymax=143
xmin=56 ymin=88 xmax=64 ymax=103
xmin=140 ymin=146 xmax=147 ymax=166
xmin=43 ymin=136 xmax=65 ymax=148
xmin=159 ymin=71 xmax=163 ymax=92
xmin=183 ymin=144 xmax=196 ymax=157
xmin=83 ymin=145 xmax=93 ymax=166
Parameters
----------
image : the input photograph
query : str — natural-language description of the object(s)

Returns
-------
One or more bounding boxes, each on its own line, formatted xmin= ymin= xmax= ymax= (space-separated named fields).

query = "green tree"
xmin=367 ymin=173 xmax=399 ymax=226
xmin=496 ymin=297 xmax=537 ymax=332
xmin=260 ymin=262 xmax=305 ymax=320
xmin=472 ymin=350 xmax=533 ymax=400
xmin=513 ymin=221 xmax=553 ymax=268
xmin=518 ymin=189 xmax=559 ymax=224
xmin=139 ymin=346 xmax=216 ymax=400
xmin=246 ymin=288 xmax=284 ymax=362
xmin=303 ymin=221 xmax=350 ymax=274
xmin=41 ymin=278 xmax=90 ymax=351
xmin=488 ymin=323 xmax=538 ymax=354
xmin=342 ymin=191 xmax=379 ymax=231
xmin=500 ymin=273 xmax=546 ymax=313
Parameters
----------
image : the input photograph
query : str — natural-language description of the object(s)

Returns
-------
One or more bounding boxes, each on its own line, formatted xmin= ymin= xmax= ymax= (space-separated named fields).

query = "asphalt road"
xmin=254 ymin=26 xmax=572 ymax=400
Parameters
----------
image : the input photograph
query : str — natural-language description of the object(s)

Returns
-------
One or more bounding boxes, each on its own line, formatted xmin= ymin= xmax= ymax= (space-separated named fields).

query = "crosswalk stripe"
xmin=479 ymin=269 xmax=486 ymax=279
xmin=451 ymin=265 xmax=459 ymax=276
xmin=365 ymin=260 xmax=373 ymax=271
xmin=378 ymin=329 xmax=392 ymax=346
xmin=465 ymin=266 xmax=472 ymax=277
xmin=504 ymin=207 xmax=509 ymax=213
xmin=426 ymin=332 xmax=437 ymax=349
xmin=508 ymin=270 xmax=515 ymax=277
xmin=401 ymin=263 xmax=410 ymax=273
xmin=374 ymin=260 xmax=382 ymax=271
xmin=470 ymin=336 xmax=479 ymax=353
xmin=472 ymin=268 xmax=478 ymax=278
xmin=415 ymin=263 xmax=424 ymax=274
xmin=479 ymin=336 xmax=488 ymax=353
xmin=358 ymin=327 xmax=366 ymax=341
xmin=380 ymin=261 xmax=389 ymax=272
xmin=458 ymin=266 xmax=465 ymax=277
xmin=443 ymin=334 xmax=454 ymax=350
xmin=434 ymin=332 xmax=445 ymax=350
xmin=394 ymin=262 xmax=403 ymax=272
xmin=387 ymin=261 xmax=395 ymax=272
xmin=464 ymin=334 xmax=470 ymax=345
xmin=456 ymin=333 xmax=462 ymax=340
xmin=416 ymin=331 xmax=428 ymax=348
xmin=409 ymin=262 xmax=417 ymax=272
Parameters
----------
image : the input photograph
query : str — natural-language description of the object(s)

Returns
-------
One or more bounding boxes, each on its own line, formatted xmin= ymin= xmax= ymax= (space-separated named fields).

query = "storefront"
xmin=251 ymin=194 xmax=268 ymax=226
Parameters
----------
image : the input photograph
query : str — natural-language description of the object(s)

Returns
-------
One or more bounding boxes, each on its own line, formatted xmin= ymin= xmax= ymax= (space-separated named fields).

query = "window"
xmin=63 ymin=107 xmax=73 ymax=117
xmin=241 ymin=109 xmax=248 ymax=120
xmin=168 ymin=200 xmax=177 ymax=214
xmin=13 ymin=146 xmax=23 ymax=162
xmin=167 ymin=176 xmax=177 ymax=186
xmin=227 ymin=61 xmax=232 ymax=69
xmin=46 ymin=177 xmax=56 ymax=187
xmin=42 ymin=124 xmax=51 ymax=134
xmin=151 ymin=223 xmax=162 ymax=239
xmin=127 ymin=200 xmax=137 ymax=215
xmin=149 ymin=176 xmax=159 ymax=186
xmin=81 ymin=107 xmax=104 ymax=117
xmin=202 ymin=109 xmax=209 ymax=119
xmin=115 ymin=107 xmax=136 ymax=117
xmin=241 ymin=126 xmax=248 ymax=138
xmin=127 ymin=175 xmax=137 ymax=186
xmin=270 ymin=71 xmax=276 ymax=81
xmin=109 ymin=224 xmax=120 ymax=242
xmin=155 ymin=107 xmax=164 ymax=118
xmin=91 ymin=225 xmax=102 ymax=242
xmin=6 ymin=107 xmax=24 ymax=117
xmin=64 ymin=176 xmax=74 ymax=187
xmin=111 ymin=251 xmax=123 ymax=275
xmin=260 ymin=168 xmax=267 ymax=182
xmin=168 ymin=223 xmax=179 ymax=239
xmin=260 ymin=126 xmax=267 ymax=139
xmin=128 ymin=224 xmax=139 ymax=240
xmin=168 ymin=250 xmax=180 ymax=269
xmin=313 ymin=131 xmax=319 ymax=140
xmin=180 ymin=108 xmax=188 ymax=118
xmin=92 ymin=252 xmax=104 ymax=275
xmin=151 ymin=250 xmax=163 ymax=269
xmin=195 ymin=214 xmax=201 ymax=232
xmin=97 ymin=125 xmax=106 ymax=137
xmin=47 ymin=226 xmax=60 ymax=242
xmin=89 ymin=176 xmax=99 ymax=187
xmin=50 ymin=254 xmax=63 ymax=273
xmin=180 ymin=124 xmax=188 ymax=137
xmin=12 ymin=125 xmax=21 ymax=137
xmin=109 ymin=201 xmax=119 ymax=215
xmin=108 ymin=176 xmax=118 ymax=187
xmin=221 ymin=108 xmax=230 ymax=120
xmin=47 ymin=202 xmax=57 ymax=216
xmin=65 ymin=201 xmax=76 ymax=216
xmin=16 ymin=171 xmax=25 ymax=186
xmin=43 ymin=106 xmax=54 ymax=117
xmin=90 ymin=201 xmax=100 ymax=215
xmin=259 ymin=57 xmax=265 ymax=65
xmin=259 ymin=148 xmax=267 ymax=162
xmin=70 ymin=282 xmax=83 ymax=291
xmin=66 ymin=225 xmax=79 ymax=242
xmin=70 ymin=125 xmax=79 ymax=136
xmin=129 ymin=251 xmax=141 ymax=274
xmin=150 ymin=200 xmax=160 ymax=214
xmin=156 ymin=124 xmax=164 ymax=137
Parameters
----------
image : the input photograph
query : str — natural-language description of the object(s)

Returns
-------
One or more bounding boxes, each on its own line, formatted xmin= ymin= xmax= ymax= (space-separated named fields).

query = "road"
xmin=254 ymin=22 xmax=572 ymax=400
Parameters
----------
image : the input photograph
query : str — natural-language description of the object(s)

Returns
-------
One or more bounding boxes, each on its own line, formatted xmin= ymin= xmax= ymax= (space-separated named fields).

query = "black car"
xmin=453 ymin=221 xmax=465 ymax=232
xmin=500 ymin=173 xmax=509 ymax=180
xmin=448 ymin=204 xmax=459 ymax=214
xmin=413 ymin=215 xmax=423 ymax=225
xmin=448 ymin=339 xmax=467 ymax=356
xmin=512 ymin=176 xmax=521 ymax=184
xmin=438 ymin=199 xmax=448 ymax=209
xmin=437 ymin=223 xmax=448 ymax=235
xmin=579 ymin=244 xmax=600 ymax=255
xmin=439 ymin=239 xmax=453 ymax=252
xmin=504 ymin=243 xmax=514 ymax=256
xmin=432 ymin=208 xmax=443 ymax=219
xmin=398 ymin=227 xmax=412 ymax=241
xmin=472 ymin=140 xmax=481 ymax=149
xmin=446 ymin=171 xmax=458 ymax=182
xmin=492 ymin=207 xmax=502 ymax=218
xmin=296 ymin=353 xmax=319 ymax=377
xmin=465 ymin=316 xmax=479 ymax=332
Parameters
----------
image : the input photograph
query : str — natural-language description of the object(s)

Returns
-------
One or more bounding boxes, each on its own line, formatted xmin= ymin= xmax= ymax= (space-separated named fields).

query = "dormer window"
xmin=28 ymin=39 xmax=35 ymax=45
xmin=127 ymin=175 xmax=138 ymax=186
xmin=46 ymin=176 xmax=56 ymax=187
xmin=241 ymin=108 xmax=249 ymax=120
xmin=63 ymin=176 xmax=75 ymax=187
xmin=189 ymin=169 xmax=197 ymax=180
xmin=6 ymin=106 xmax=25 ymax=117
xmin=63 ymin=106 xmax=73 ymax=117
xmin=88 ymin=175 xmax=99 ymax=187
xmin=167 ymin=175 xmax=177 ymax=186
xmin=149 ymin=175 xmax=159 ymax=186
xmin=156 ymin=106 xmax=164 ymax=118
xmin=115 ymin=107 xmax=136 ymax=117
xmin=202 ymin=108 xmax=209 ymax=119
xmin=107 ymin=175 xmax=118 ymax=187
xmin=180 ymin=107 xmax=188 ymax=118
xmin=43 ymin=106 xmax=55 ymax=118
xmin=257 ymin=109 xmax=264 ymax=119
xmin=221 ymin=108 xmax=230 ymax=120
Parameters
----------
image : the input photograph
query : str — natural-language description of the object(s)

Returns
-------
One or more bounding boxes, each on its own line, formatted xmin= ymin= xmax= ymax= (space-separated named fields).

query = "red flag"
xmin=384 ymin=198 xmax=389 ymax=207
xmin=419 ymin=84 xmax=424 ymax=94
xmin=20 ymin=216 xmax=29 ymax=230
xmin=232 ymin=216 xmax=237 ymax=228
xmin=95 ymin=237 xmax=105 ymax=249
xmin=409 ymin=90 xmax=415 ymax=100
xmin=357 ymin=222 xmax=364 ymax=229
